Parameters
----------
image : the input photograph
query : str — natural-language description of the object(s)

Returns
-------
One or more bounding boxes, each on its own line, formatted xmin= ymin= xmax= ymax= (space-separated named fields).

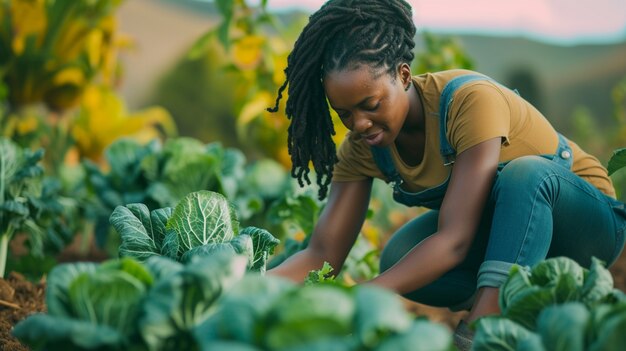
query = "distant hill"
xmin=417 ymin=34 xmax=626 ymax=132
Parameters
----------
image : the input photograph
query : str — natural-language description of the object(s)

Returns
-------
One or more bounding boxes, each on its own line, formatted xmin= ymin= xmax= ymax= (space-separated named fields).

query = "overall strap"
xmin=370 ymin=146 xmax=404 ymax=186
xmin=438 ymin=74 xmax=496 ymax=165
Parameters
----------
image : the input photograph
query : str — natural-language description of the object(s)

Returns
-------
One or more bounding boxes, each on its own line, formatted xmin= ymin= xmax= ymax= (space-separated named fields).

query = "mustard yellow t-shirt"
xmin=332 ymin=69 xmax=616 ymax=198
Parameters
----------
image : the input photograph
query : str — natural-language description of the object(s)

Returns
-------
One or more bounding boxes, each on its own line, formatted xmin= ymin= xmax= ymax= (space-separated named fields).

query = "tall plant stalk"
xmin=0 ymin=231 xmax=9 ymax=277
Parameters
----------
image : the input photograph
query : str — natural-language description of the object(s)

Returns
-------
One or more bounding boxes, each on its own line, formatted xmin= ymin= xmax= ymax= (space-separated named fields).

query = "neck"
xmin=401 ymin=82 xmax=425 ymax=134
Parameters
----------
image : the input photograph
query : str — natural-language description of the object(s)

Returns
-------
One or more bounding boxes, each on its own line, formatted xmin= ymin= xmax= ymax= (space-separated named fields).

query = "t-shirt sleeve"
xmin=446 ymin=82 xmax=511 ymax=156
xmin=332 ymin=134 xmax=383 ymax=182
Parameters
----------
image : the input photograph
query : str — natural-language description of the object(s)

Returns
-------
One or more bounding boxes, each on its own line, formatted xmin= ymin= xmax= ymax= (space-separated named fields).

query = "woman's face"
xmin=323 ymin=64 xmax=411 ymax=147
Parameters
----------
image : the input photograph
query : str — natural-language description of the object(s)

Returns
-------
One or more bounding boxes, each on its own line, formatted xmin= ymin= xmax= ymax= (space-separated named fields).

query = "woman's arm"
xmin=267 ymin=178 xmax=373 ymax=282
xmin=368 ymin=137 xmax=502 ymax=294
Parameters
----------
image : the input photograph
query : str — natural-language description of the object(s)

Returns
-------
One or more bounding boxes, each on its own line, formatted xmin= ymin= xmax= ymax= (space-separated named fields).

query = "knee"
xmin=495 ymin=156 xmax=555 ymax=193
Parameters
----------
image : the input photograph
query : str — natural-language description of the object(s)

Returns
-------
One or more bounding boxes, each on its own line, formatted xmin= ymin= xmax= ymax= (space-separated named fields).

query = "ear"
xmin=397 ymin=63 xmax=412 ymax=89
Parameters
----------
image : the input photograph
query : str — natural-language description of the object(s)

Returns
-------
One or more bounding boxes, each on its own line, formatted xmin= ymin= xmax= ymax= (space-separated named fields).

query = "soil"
xmin=1 ymin=242 xmax=625 ymax=349
xmin=0 ymin=273 xmax=46 ymax=351
xmin=1 ymin=233 xmax=109 ymax=351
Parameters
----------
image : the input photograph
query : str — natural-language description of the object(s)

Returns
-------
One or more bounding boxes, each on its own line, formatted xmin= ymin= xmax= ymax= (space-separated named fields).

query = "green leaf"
xmin=243 ymin=159 xmax=289 ymax=200
xmin=151 ymin=207 xmax=173 ymax=248
xmin=167 ymin=191 xmax=239 ymax=255
xmin=267 ymin=192 xmax=321 ymax=235
xmin=98 ymin=257 xmax=154 ymax=287
xmin=161 ymin=230 xmax=180 ymax=260
xmin=180 ymin=242 xmax=239 ymax=264
xmin=110 ymin=204 xmax=159 ymax=261
xmin=282 ymin=337 xmax=361 ymax=351
xmin=230 ymin=234 xmax=255 ymax=264
xmin=263 ymin=285 xmax=356 ymax=350
xmin=499 ymin=265 xmax=532 ymax=311
xmin=12 ymin=314 xmax=125 ymax=350
xmin=0 ymin=200 xmax=29 ymax=215
xmin=530 ymin=257 xmax=584 ymax=288
xmin=160 ymin=138 xmax=221 ymax=201
xmin=68 ymin=269 xmax=147 ymax=333
xmin=195 ymin=274 xmax=295 ymax=345
xmin=140 ymin=253 xmax=248 ymax=350
xmin=46 ymin=262 xmax=98 ymax=317
xmin=581 ymin=257 xmax=614 ymax=304
xmin=588 ymin=303 xmax=626 ymax=351
xmin=536 ymin=303 xmax=589 ymax=351
xmin=215 ymin=0 xmax=234 ymax=21
xmin=305 ymin=261 xmax=336 ymax=286
xmin=146 ymin=182 xmax=176 ymax=207
xmin=187 ymin=29 xmax=216 ymax=60
xmin=607 ymin=148 xmax=626 ymax=176
xmin=215 ymin=147 xmax=246 ymax=200
xmin=353 ymin=285 xmax=413 ymax=347
xmin=473 ymin=317 xmax=535 ymax=351
xmin=502 ymin=286 xmax=556 ymax=330
xmin=104 ymin=138 xmax=149 ymax=182
xmin=143 ymin=255 xmax=184 ymax=280
xmin=240 ymin=226 xmax=280 ymax=272
xmin=516 ymin=333 xmax=546 ymax=351
xmin=194 ymin=341 xmax=262 ymax=351
xmin=0 ymin=139 xmax=21 ymax=195
xmin=375 ymin=319 xmax=453 ymax=351
xmin=164 ymin=154 xmax=219 ymax=201
xmin=217 ymin=21 xmax=231 ymax=50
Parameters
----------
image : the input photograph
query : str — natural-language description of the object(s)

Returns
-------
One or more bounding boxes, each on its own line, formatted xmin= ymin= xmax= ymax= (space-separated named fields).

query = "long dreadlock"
xmin=267 ymin=0 xmax=416 ymax=200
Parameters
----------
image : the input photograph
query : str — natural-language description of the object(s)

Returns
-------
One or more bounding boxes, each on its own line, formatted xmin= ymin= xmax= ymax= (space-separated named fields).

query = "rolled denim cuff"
xmin=477 ymin=260 xmax=516 ymax=289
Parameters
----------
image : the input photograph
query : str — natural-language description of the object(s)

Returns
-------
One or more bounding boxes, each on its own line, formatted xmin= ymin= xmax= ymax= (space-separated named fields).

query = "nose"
xmin=353 ymin=114 xmax=373 ymax=133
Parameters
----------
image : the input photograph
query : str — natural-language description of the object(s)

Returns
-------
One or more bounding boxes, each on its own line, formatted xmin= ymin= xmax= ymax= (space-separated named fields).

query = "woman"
xmin=266 ymin=0 xmax=626 ymax=348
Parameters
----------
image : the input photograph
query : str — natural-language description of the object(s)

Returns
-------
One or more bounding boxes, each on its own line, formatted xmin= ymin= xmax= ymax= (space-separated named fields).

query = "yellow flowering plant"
xmin=190 ymin=0 xmax=348 ymax=169
xmin=0 ymin=0 xmax=125 ymax=112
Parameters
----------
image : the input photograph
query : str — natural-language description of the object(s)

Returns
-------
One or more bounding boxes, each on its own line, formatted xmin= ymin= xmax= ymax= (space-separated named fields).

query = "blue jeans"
xmin=379 ymin=156 xmax=626 ymax=310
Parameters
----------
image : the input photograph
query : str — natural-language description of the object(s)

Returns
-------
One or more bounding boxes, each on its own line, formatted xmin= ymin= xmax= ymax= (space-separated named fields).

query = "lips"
xmin=362 ymin=131 xmax=384 ymax=146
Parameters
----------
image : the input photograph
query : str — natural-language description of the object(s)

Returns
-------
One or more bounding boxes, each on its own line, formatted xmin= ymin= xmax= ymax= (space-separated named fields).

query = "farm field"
xmin=1 ymin=1 xmax=626 ymax=350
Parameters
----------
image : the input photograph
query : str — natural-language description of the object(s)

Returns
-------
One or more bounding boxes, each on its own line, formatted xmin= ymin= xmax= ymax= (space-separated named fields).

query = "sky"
xmin=250 ymin=0 xmax=626 ymax=45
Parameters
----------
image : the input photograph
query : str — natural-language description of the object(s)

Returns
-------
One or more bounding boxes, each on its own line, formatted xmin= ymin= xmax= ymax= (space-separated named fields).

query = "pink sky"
xmin=261 ymin=0 xmax=626 ymax=44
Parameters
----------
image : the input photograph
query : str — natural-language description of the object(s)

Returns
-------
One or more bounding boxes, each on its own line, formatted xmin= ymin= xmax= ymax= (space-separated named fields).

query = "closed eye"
xmin=363 ymin=102 xmax=380 ymax=111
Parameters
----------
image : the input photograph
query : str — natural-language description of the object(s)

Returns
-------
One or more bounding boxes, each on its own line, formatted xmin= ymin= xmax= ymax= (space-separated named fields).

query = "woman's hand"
xmin=267 ymin=178 xmax=373 ymax=282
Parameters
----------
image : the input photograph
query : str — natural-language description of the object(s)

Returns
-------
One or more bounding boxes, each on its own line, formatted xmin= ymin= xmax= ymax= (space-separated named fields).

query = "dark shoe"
xmin=453 ymin=320 xmax=475 ymax=351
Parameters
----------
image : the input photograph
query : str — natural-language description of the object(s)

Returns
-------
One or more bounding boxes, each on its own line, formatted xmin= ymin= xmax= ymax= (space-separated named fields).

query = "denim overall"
xmin=374 ymin=74 xmax=626 ymax=310
xmin=370 ymin=74 xmax=573 ymax=209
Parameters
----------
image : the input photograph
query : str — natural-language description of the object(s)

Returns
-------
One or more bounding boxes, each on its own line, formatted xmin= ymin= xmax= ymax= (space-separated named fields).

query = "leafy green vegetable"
xmin=304 ymin=261 xmax=336 ymax=285
xmin=243 ymin=159 xmax=289 ymax=200
xmin=110 ymin=203 xmax=171 ymax=261
xmin=587 ymin=303 xmax=626 ymax=351
xmin=499 ymin=257 xmax=613 ymax=330
xmin=197 ymin=276 xmax=452 ymax=351
xmin=12 ymin=314 xmax=126 ymax=351
xmin=195 ymin=274 xmax=295 ymax=345
xmin=0 ymin=138 xmax=45 ymax=276
xmin=45 ymin=262 xmax=98 ymax=318
xmin=168 ymin=190 xmax=239 ymax=255
xmin=139 ymin=252 xmax=248 ymax=350
xmin=13 ymin=258 xmax=153 ymax=350
xmin=475 ymin=257 xmax=624 ymax=350
xmin=263 ymin=285 xmax=356 ymax=349
xmin=112 ymin=191 xmax=279 ymax=273
xmin=536 ymin=303 xmax=588 ymax=351
xmin=240 ymin=226 xmax=280 ymax=273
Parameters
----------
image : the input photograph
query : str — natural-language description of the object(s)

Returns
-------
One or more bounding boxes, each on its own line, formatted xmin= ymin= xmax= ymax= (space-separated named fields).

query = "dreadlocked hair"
xmin=267 ymin=0 xmax=416 ymax=200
